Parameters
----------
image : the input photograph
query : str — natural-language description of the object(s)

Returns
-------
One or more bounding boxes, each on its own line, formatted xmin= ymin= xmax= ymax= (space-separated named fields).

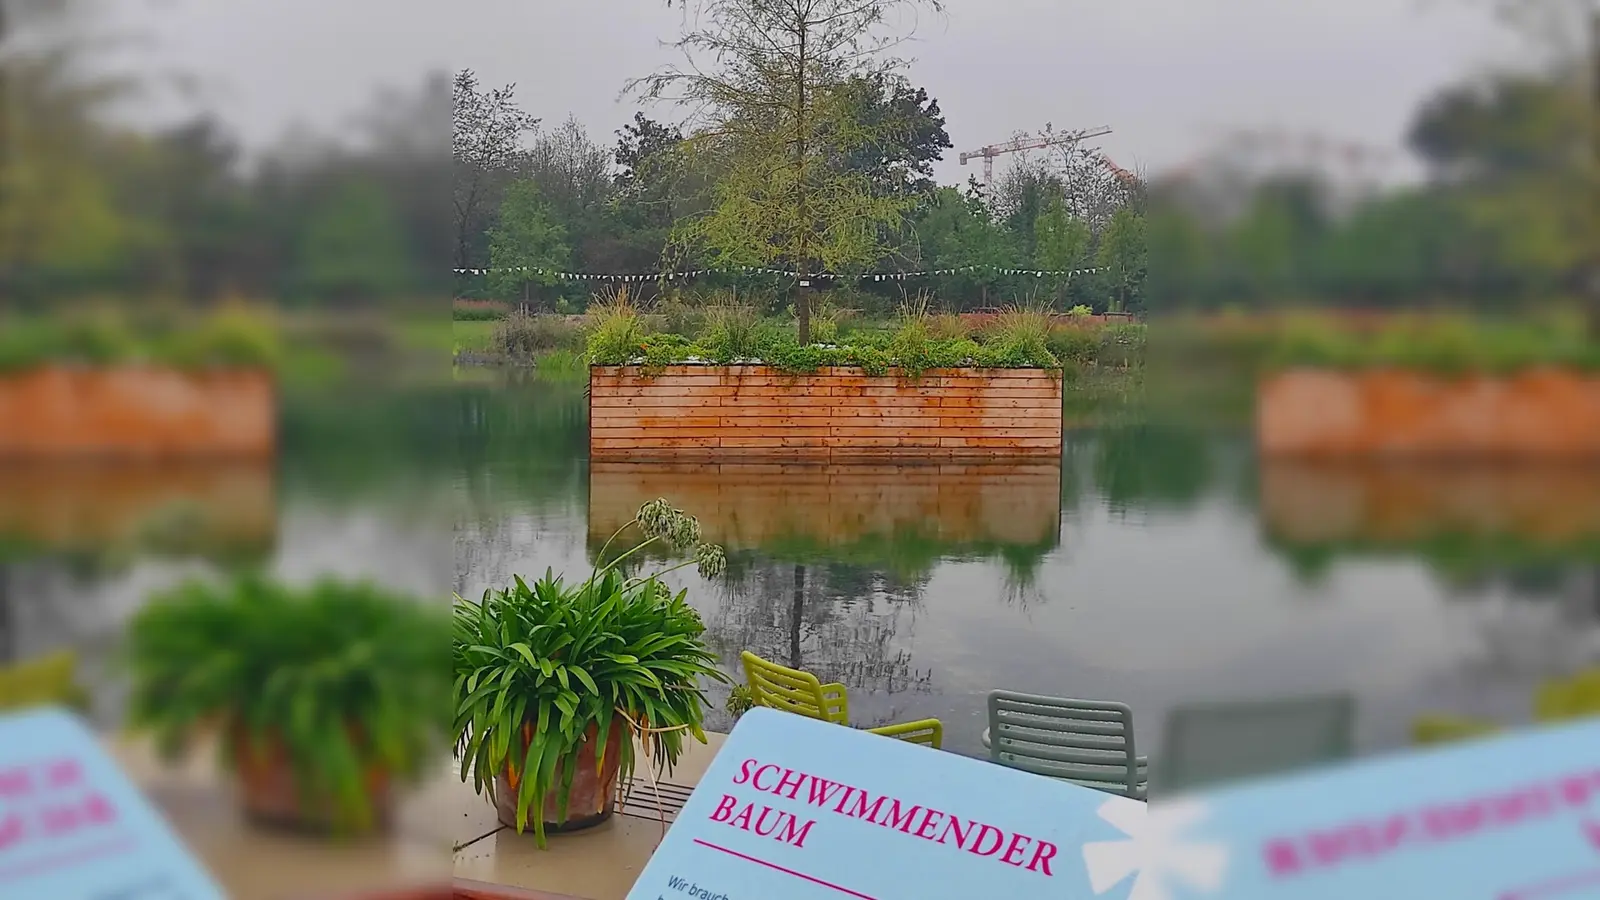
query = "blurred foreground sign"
xmin=1141 ymin=716 xmax=1600 ymax=899
xmin=0 ymin=708 xmax=225 ymax=900
xmin=624 ymin=707 xmax=1152 ymax=900
xmin=631 ymin=709 xmax=1600 ymax=899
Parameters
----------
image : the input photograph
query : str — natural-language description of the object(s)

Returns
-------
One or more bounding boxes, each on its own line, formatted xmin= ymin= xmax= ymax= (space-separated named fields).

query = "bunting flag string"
xmin=451 ymin=263 xmax=1106 ymax=281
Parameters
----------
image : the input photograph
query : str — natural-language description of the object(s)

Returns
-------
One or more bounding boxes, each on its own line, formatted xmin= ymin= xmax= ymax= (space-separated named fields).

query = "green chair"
xmin=982 ymin=690 xmax=1147 ymax=800
xmin=0 ymin=651 xmax=90 ymax=713
xmin=739 ymin=651 xmax=944 ymax=749
xmin=1156 ymin=694 xmax=1353 ymax=795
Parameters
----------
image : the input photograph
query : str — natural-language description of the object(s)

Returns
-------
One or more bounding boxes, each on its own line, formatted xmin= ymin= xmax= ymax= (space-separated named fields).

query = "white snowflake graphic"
xmin=1081 ymin=797 xmax=1230 ymax=900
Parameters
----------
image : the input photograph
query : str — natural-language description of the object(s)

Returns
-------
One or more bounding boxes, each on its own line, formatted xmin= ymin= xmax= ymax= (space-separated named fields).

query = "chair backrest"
xmin=869 ymin=718 xmax=943 ymax=749
xmin=1157 ymin=694 xmax=1354 ymax=795
xmin=987 ymin=690 xmax=1140 ymax=798
xmin=0 ymin=651 xmax=86 ymax=713
xmin=740 ymin=652 xmax=848 ymax=724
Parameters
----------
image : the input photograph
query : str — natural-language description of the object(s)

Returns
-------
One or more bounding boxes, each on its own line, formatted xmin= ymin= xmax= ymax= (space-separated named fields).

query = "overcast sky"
xmin=102 ymin=0 xmax=1525 ymax=183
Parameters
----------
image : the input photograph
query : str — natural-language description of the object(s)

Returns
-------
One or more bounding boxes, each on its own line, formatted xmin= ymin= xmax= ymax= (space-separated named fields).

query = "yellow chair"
xmin=0 ymin=651 xmax=90 ymax=713
xmin=739 ymin=651 xmax=943 ymax=749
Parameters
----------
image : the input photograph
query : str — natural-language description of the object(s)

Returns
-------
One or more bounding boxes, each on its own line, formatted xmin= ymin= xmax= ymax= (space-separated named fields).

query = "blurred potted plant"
xmin=453 ymin=499 xmax=728 ymax=847
xmin=125 ymin=575 xmax=447 ymax=834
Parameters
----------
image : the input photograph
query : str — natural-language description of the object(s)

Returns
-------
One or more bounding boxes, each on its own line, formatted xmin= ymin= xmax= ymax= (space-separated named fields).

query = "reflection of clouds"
xmin=452 ymin=511 xmax=590 ymax=601
xmin=277 ymin=502 xmax=451 ymax=600
xmin=948 ymin=501 xmax=1462 ymax=680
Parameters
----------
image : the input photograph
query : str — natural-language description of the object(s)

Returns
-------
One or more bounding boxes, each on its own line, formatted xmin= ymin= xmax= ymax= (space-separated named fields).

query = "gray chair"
xmin=981 ymin=690 xmax=1147 ymax=800
xmin=1155 ymin=694 xmax=1354 ymax=795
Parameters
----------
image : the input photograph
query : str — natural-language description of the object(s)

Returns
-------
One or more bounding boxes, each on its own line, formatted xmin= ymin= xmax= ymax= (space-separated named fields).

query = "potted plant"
xmin=124 ymin=575 xmax=448 ymax=834
xmin=453 ymin=499 xmax=729 ymax=847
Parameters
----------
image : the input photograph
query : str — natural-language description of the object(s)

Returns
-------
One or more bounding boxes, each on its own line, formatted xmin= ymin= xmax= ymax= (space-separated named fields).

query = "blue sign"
xmin=0 ymin=707 xmax=226 ymax=900
xmin=625 ymin=706 xmax=1148 ymax=900
xmin=1099 ymin=716 xmax=1600 ymax=900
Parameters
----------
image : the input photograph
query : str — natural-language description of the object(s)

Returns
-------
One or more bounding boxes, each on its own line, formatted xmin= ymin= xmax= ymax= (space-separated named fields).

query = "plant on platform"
xmin=452 ymin=499 xmax=730 ymax=847
xmin=585 ymin=308 xmax=1063 ymax=376
xmin=124 ymin=575 xmax=448 ymax=834
xmin=583 ymin=287 xmax=647 ymax=365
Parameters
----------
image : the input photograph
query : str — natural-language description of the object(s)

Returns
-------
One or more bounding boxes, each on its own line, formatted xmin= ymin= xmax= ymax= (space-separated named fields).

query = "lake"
xmin=6 ymin=371 xmax=1598 ymax=782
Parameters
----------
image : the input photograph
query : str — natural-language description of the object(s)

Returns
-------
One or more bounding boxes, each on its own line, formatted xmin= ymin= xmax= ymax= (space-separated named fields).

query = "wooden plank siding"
xmin=588 ymin=366 xmax=1063 ymax=460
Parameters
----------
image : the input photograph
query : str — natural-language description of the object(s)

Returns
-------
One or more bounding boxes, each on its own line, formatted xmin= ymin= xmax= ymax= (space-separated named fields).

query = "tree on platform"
xmin=633 ymin=0 xmax=945 ymax=343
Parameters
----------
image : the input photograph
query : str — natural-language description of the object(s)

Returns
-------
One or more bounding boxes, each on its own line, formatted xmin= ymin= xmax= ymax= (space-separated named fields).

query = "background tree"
xmin=1097 ymin=206 xmax=1148 ymax=313
xmin=1033 ymin=195 xmax=1091 ymax=307
xmin=452 ymin=71 xmax=539 ymax=275
xmin=635 ymin=0 xmax=946 ymax=343
xmin=829 ymin=73 xmax=952 ymax=198
xmin=614 ymin=112 xmax=688 ymax=230
xmin=912 ymin=186 xmax=1015 ymax=308
xmin=524 ymin=116 xmax=616 ymax=293
xmin=292 ymin=179 xmax=416 ymax=305
xmin=487 ymin=180 xmax=570 ymax=307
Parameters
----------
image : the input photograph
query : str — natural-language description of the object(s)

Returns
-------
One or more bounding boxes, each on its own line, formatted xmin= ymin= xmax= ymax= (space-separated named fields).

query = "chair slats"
xmin=985 ymin=714 xmax=1126 ymax=736
xmin=741 ymin=652 xmax=943 ymax=750
xmin=0 ymin=651 xmax=87 ymax=713
xmin=869 ymin=718 xmax=943 ymax=749
xmin=986 ymin=689 xmax=1144 ymax=800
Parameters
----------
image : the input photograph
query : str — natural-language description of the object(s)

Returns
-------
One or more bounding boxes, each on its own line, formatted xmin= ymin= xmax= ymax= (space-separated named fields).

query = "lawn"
xmin=452 ymin=320 xmax=497 ymax=355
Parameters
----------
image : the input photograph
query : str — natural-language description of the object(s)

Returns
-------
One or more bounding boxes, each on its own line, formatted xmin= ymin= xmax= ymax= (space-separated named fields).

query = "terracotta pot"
xmin=230 ymin=726 xmax=393 ymax=834
xmin=493 ymin=716 xmax=626 ymax=834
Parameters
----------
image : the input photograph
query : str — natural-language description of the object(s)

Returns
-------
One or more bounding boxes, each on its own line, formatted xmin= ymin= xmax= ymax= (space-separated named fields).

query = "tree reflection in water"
xmin=705 ymin=555 xmax=934 ymax=729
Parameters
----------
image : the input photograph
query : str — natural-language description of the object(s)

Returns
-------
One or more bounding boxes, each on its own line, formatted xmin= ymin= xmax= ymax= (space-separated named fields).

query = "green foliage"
xmin=1098 ymin=323 xmax=1149 ymax=369
xmin=1264 ymin=315 xmax=1600 ymax=373
xmin=725 ymin=683 xmax=757 ymax=720
xmin=488 ymin=180 xmax=571 ymax=300
xmin=1034 ymin=197 xmax=1092 ymax=304
xmin=124 ymin=576 xmax=448 ymax=833
xmin=635 ymin=0 xmax=945 ymax=341
xmin=0 ymin=308 xmax=281 ymax=372
xmin=1097 ymin=207 xmax=1148 ymax=313
xmin=583 ymin=292 xmax=649 ymax=365
xmin=157 ymin=307 xmax=284 ymax=370
xmin=699 ymin=305 xmax=765 ymax=363
xmin=1047 ymin=325 xmax=1102 ymax=366
xmin=452 ymin=499 xmax=729 ymax=847
xmin=492 ymin=310 xmax=585 ymax=360
xmin=293 ymin=179 xmax=418 ymax=303
xmin=586 ymin=310 xmax=1064 ymax=377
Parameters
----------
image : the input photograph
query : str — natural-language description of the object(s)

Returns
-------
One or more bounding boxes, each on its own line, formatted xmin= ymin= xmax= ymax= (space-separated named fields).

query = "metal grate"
xmin=617 ymin=777 xmax=695 ymax=824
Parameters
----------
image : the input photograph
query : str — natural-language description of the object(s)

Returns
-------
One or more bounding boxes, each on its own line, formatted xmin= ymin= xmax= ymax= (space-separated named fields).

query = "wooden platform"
xmin=1258 ymin=369 xmax=1600 ymax=461
xmin=0 ymin=367 xmax=275 ymax=459
xmin=589 ymin=366 xmax=1063 ymax=460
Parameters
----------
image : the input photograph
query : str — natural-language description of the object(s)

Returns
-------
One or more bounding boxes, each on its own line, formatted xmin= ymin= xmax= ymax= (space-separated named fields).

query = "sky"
xmin=96 ymin=0 xmax=1528 ymax=184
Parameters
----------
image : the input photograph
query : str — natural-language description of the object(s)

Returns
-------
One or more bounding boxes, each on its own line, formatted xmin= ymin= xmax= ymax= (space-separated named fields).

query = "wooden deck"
xmin=589 ymin=366 xmax=1063 ymax=460
xmin=111 ymin=730 xmax=730 ymax=900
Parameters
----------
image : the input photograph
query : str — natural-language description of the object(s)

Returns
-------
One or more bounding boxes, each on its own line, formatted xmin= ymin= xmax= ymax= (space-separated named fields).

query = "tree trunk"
xmin=789 ymin=565 xmax=804 ymax=670
xmin=797 ymin=273 xmax=812 ymax=345
xmin=794 ymin=17 xmax=812 ymax=346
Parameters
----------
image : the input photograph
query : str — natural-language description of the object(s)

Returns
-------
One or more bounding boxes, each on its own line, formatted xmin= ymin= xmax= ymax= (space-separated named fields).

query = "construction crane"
xmin=960 ymin=125 xmax=1113 ymax=183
